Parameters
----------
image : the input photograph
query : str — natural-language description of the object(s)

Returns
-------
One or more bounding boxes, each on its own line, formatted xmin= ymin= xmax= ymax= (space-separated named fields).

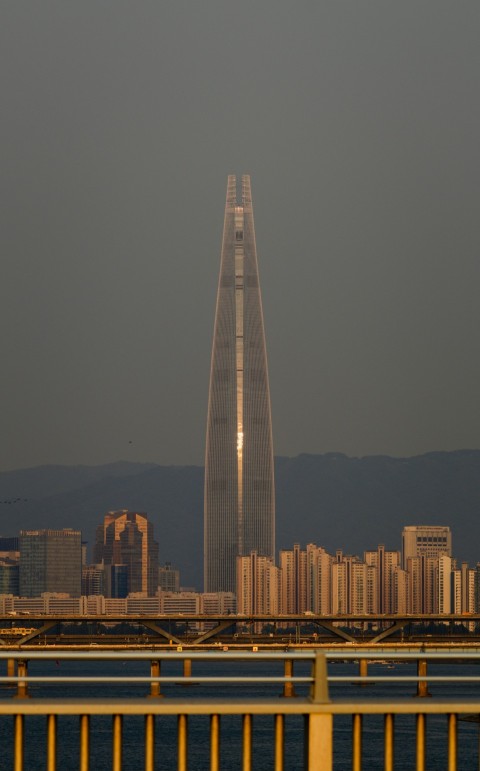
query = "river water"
xmin=1 ymin=657 xmax=479 ymax=769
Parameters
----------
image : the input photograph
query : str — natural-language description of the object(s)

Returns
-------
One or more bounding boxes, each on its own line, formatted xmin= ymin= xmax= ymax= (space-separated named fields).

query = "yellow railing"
xmin=2 ymin=693 xmax=475 ymax=770
xmin=1 ymin=650 xmax=479 ymax=770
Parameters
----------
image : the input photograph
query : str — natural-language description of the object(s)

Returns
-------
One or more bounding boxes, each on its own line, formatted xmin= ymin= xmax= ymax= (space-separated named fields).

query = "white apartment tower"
xmin=236 ymin=551 xmax=280 ymax=615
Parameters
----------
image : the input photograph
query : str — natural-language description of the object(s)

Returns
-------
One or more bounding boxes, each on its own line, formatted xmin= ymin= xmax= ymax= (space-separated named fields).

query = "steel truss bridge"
xmin=1 ymin=613 xmax=480 ymax=648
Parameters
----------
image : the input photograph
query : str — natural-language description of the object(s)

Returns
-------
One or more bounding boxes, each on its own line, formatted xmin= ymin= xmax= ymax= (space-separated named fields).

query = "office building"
xmin=19 ymin=529 xmax=82 ymax=597
xmin=94 ymin=511 xmax=159 ymax=596
xmin=81 ymin=564 xmax=105 ymax=597
xmin=201 ymin=592 xmax=236 ymax=615
xmin=204 ymin=175 xmax=275 ymax=593
xmin=0 ymin=558 xmax=19 ymax=595
xmin=0 ymin=537 xmax=19 ymax=552
xmin=160 ymin=592 xmax=202 ymax=615
xmin=402 ymin=526 xmax=452 ymax=568
xmin=159 ymin=562 xmax=180 ymax=593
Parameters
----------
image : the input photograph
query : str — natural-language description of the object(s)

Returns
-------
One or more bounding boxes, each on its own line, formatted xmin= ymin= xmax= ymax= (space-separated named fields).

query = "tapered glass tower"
xmin=204 ymin=175 xmax=275 ymax=593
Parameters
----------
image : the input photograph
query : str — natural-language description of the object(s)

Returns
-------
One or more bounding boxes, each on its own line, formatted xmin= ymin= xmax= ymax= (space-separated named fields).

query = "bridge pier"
xmin=358 ymin=658 xmax=369 ymax=687
xmin=14 ymin=660 xmax=29 ymax=699
xmin=416 ymin=658 xmax=432 ymax=698
xmin=183 ymin=658 xmax=192 ymax=686
xmin=282 ymin=658 xmax=296 ymax=698
xmin=148 ymin=660 xmax=163 ymax=698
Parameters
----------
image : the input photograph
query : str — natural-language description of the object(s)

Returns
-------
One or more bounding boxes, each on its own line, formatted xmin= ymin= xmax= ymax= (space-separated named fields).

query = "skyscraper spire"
xmin=204 ymin=175 xmax=275 ymax=593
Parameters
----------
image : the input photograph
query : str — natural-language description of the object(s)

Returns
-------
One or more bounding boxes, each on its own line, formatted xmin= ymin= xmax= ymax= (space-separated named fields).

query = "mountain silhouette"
xmin=1 ymin=450 xmax=479 ymax=588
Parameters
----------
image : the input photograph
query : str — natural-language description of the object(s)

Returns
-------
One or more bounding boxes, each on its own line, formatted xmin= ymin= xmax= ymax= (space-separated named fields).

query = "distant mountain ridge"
xmin=1 ymin=451 xmax=479 ymax=588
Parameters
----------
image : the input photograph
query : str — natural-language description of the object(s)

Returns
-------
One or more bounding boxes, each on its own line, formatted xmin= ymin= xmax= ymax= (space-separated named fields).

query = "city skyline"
xmin=204 ymin=176 xmax=275 ymax=592
xmin=2 ymin=449 xmax=480 ymax=588
xmin=4 ymin=522 xmax=480 ymax=619
xmin=1 ymin=7 xmax=477 ymax=764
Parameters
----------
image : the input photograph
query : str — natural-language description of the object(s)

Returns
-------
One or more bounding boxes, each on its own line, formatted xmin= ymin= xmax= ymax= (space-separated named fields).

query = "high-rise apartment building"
xmin=237 ymin=551 xmax=280 ymax=615
xmin=19 ymin=529 xmax=82 ymax=597
xmin=436 ymin=554 xmax=453 ymax=614
xmin=392 ymin=566 xmax=409 ymax=614
xmin=364 ymin=545 xmax=401 ymax=614
xmin=94 ymin=511 xmax=159 ymax=597
xmin=279 ymin=544 xmax=307 ymax=614
xmin=204 ymin=175 xmax=275 ymax=592
xmin=452 ymin=562 xmax=475 ymax=615
xmin=306 ymin=544 xmax=333 ymax=615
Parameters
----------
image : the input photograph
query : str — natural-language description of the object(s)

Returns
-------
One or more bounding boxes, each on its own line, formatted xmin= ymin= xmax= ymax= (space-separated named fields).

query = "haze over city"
xmin=1 ymin=2 xmax=479 ymax=473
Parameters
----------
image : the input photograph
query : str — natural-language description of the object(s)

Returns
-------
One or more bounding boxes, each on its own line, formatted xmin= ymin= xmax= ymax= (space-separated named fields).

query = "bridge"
xmin=0 ymin=613 xmax=479 ymax=648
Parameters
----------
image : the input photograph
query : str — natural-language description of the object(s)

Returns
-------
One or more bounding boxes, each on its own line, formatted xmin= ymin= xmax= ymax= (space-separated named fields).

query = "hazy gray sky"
xmin=1 ymin=1 xmax=479 ymax=471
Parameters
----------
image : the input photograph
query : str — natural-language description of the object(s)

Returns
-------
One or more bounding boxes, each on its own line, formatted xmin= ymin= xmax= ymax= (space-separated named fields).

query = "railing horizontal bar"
xmin=329 ymin=676 xmax=480 ymax=683
xmin=2 ymin=698 xmax=480 ymax=716
xmin=0 ymin=651 xmax=317 ymax=661
xmin=325 ymin=653 xmax=480 ymax=661
xmin=3 ymin=674 xmax=480 ymax=685
xmin=0 ymin=676 xmax=312 ymax=684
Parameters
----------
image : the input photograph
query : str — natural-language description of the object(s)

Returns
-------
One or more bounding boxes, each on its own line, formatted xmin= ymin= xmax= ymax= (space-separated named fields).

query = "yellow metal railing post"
xmin=305 ymin=713 xmax=333 ymax=771
xmin=79 ymin=714 xmax=90 ymax=771
xmin=416 ymin=714 xmax=426 ymax=771
xmin=112 ymin=714 xmax=122 ymax=771
xmin=46 ymin=714 xmax=57 ymax=771
xmin=178 ymin=714 xmax=188 ymax=771
xmin=306 ymin=655 xmax=332 ymax=771
xmin=145 ymin=714 xmax=155 ymax=771
xmin=352 ymin=713 xmax=362 ymax=771
xmin=310 ymin=653 xmax=330 ymax=704
xmin=242 ymin=714 xmax=252 ymax=771
xmin=210 ymin=714 xmax=220 ymax=771
xmin=274 ymin=714 xmax=284 ymax=771
xmin=384 ymin=714 xmax=394 ymax=771
xmin=447 ymin=713 xmax=457 ymax=771
xmin=14 ymin=714 xmax=24 ymax=771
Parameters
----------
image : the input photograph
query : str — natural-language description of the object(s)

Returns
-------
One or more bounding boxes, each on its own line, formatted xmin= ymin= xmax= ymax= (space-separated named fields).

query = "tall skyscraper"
xmin=93 ymin=510 xmax=159 ymax=597
xmin=19 ymin=529 xmax=82 ymax=597
xmin=204 ymin=175 xmax=275 ymax=593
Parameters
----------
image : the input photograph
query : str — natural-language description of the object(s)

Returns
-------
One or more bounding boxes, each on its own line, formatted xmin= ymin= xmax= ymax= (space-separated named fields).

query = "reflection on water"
xmin=1 ymin=658 xmax=479 ymax=769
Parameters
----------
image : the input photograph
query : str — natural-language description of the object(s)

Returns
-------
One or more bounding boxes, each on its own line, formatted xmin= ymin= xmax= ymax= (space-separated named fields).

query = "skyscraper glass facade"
xmin=19 ymin=529 xmax=82 ymax=597
xmin=204 ymin=175 xmax=275 ymax=592
xmin=94 ymin=510 xmax=159 ymax=596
